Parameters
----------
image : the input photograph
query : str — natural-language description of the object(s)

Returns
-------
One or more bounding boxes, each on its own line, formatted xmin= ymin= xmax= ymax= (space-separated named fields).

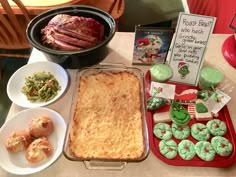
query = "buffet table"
xmin=4 ymin=32 xmax=236 ymax=177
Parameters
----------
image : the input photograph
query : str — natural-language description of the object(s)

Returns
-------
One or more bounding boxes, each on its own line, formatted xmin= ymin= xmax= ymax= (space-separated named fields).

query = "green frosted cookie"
xmin=195 ymin=141 xmax=216 ymax=161
xmin=159 ymin=139 xmax=178 ymax=159
xmin=178 ymin=140 xmax=196 ymax=160
xmin=170 ymin=101 xmax=190 ymax=125
xmin=211 ymin=136 xmax=233 ymax=156
xmin=206 ymin=119 xmax=227 ymax=136
xmin=191 ymin=123 xmax=210 ymax=141
xmin=171 ymin=123 xmax=190 ymax=140
xmin=153 ymin=123 xmax=172 ymax=140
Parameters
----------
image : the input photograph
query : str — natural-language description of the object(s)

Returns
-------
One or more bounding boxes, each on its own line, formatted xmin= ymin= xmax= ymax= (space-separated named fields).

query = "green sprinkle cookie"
xmin=171 ymin=123 xmax=190 ymax=140
xmin=206 ymin=119 xmax=227 ymax=136
xmin=159 ymin=139 xmax=178 ymax=159
xmin=191 ymin=123 xmax=210 ymax=141
xmin=153 ymin=123 xmax=172 ymax=140
xmin=178 ymin=140 xmax=196 ymax=160
xmin=211 ymin=136 xmax=233 ymax=156
xmin=195 ymin=141 xmax=216 ymax=161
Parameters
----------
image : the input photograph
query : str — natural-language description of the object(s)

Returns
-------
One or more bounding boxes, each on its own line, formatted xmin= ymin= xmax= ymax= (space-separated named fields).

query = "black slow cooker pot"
xmin=26 ymin=5 xmax=116 ymax=69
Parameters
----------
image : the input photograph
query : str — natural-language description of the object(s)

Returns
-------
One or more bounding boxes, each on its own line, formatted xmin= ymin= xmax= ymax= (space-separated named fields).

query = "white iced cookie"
xmin=194 ymin=99 xmax=213 ymax=121
xmin=153 ymin=112 xmax=171 ymax=123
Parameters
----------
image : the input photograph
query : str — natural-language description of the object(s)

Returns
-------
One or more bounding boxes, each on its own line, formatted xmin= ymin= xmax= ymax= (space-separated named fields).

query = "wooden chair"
xmin=77 ymin=0 xmax=124 ymax=31
xmin=83 ymin=0 xmax=124 ymax=20
xmin=0 ymin=0 xmax=32 ymax=79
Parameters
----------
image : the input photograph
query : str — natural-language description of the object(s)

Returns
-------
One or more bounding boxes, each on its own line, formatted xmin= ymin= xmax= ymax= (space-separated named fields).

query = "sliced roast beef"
xmin=48 ymin=27 xmax=96 ymax=48
xmin=41 ymin=14 xmax=105 ymax=51
xmin=53 ymin=40 xmax=82 ymax=51
xmin=52 ymin=26 xmax=98 ymax=43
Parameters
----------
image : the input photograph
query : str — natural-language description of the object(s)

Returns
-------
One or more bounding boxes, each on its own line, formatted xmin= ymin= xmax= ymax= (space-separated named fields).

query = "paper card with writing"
xmin=132 ymin=26 xmax=174 ymax=65
xmin=205 ymin=89 xmax=231 ymax=114
xmin=168 ymin=13 xmax=216 ymax=85
xmin=149 ymin=82 xmax=176 ymax=100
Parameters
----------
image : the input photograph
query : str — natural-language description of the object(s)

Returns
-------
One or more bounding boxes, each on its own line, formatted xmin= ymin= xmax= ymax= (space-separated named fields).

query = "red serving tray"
xmin=145 ymin=70 xmax=236 ymax=167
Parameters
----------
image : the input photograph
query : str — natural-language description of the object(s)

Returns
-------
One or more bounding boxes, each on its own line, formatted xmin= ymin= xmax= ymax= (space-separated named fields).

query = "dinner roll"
xmin=29 ymin=116 xmax=54 ymax=138
xmin=25 ymin=137 xmax=53 ymax=163
xmin=5 ymin=130 xmax=32 ymax=153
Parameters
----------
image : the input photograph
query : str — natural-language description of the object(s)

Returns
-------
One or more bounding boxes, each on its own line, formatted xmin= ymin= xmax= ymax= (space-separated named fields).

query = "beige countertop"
xmin=3 ymin=32 xmax=236 ymax=177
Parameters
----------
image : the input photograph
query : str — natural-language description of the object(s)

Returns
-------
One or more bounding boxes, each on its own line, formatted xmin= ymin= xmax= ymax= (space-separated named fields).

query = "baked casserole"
xmin=69 ymin=71 xmax=145 ymax=160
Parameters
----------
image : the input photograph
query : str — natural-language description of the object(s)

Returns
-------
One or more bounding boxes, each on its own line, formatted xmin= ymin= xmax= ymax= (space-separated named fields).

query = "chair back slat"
xmin=0 ymin=26 xmax=14 ymax=45
xmin=0 ymin=31 xmax=9 ymax=44
xmin=0 ymin=13 xmax=20 ymax=43
xmin=0 ymin=0 xmax=31 ymax=49
xmin=12 ymin=0 xmax=30 ymax=22
xmin=1 ymin=0 xmax=25 ymax=34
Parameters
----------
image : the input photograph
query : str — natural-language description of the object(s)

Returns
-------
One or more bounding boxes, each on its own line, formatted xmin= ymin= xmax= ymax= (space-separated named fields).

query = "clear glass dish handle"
xmin=84 ymin=160 xmax=127 ymax=170
xmin=97 ymin=62 xmax=127 ymax=68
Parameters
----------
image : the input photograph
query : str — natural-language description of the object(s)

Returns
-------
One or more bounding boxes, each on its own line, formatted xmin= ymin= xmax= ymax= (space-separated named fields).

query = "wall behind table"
xmin=187 ymin=0 xmax=236 ymax=34
xmin=118 ymin=0 xmax=186 ymax=32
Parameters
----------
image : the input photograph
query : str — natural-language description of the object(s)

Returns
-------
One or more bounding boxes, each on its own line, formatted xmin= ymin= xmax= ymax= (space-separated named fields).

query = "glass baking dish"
xmin=63 ymin=63 xmax=149 ymax=169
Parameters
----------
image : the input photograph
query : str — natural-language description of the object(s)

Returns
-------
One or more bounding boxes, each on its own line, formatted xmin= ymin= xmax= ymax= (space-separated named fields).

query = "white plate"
xmin=0 ymin=107 xmax=67 ymax=175
xmin=7 ymin=61 xmax=68 ymax=108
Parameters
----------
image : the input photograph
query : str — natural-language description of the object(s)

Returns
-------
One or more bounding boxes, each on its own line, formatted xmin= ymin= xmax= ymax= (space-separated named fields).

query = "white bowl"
xmin=0 ymin=107 xmax=67 ymax=175
xmin=7 ymin=61 xmax=68 ymax=108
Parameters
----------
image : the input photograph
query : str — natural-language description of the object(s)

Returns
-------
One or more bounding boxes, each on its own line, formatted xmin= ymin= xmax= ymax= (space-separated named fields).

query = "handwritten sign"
xmin=168 ymin=13 xmax=216 ymax=85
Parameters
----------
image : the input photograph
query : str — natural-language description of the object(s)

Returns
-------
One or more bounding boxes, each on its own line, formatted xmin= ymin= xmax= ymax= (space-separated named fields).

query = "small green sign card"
xmin=168 ymin=12 xmax=216 ymax=86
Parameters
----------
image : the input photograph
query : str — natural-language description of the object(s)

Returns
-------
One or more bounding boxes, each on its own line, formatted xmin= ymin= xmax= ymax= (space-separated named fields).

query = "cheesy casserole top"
xmin=69 ymin=71 xmax=144 ymax=160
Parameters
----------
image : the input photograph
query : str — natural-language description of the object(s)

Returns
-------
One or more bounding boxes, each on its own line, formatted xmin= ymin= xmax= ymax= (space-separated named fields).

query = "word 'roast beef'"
xmin=41 ymin=14 xmax=105 ymax=51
